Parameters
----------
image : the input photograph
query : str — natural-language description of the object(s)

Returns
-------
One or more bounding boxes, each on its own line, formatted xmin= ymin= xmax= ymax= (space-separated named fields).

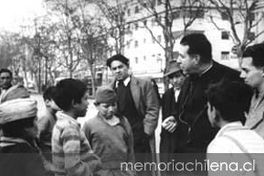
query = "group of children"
xmin=0 ymin=78 xmax=135 ymax=176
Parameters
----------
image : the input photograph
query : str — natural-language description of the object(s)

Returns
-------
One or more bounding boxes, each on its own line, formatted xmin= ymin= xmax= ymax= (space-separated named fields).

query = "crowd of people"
xmin=0 ymin=33 xmax=264 ymax=176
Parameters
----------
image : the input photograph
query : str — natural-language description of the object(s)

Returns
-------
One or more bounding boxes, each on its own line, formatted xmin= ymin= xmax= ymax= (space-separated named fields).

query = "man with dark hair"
xmin=0 ymin=68 xmax=29 ymax=103
xmin=240 ymin=43 xmax=264 ymax=138
xmin=0 ymin=68 xmax=13 ymax=101
xmin=0 ymin=68 xmax=12 ymax=90
xmin=51 ymin=78 xmax=102 ymax=176
xmin=173 ymin=33 xmax=245 ymax=153
xmin=107 ymin=54 xmax=159 ymax=155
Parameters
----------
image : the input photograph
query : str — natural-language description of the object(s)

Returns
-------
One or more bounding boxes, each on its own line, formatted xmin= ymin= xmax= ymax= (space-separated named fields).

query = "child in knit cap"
xmin=82 ymin=86 xmax=135 ymax=176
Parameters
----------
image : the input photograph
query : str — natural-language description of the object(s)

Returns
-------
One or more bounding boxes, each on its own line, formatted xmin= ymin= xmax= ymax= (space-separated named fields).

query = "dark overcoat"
xmin=175 ymin=61 xmax=246 ymax=153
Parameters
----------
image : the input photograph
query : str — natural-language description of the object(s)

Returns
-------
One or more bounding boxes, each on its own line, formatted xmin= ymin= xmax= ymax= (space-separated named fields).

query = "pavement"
xmin=30 ymin=93 xmax=162 ymax=152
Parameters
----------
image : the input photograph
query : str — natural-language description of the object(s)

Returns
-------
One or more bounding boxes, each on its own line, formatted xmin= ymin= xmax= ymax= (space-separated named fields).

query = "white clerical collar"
xmin=199 ymin=63 xmax=213 ymax=76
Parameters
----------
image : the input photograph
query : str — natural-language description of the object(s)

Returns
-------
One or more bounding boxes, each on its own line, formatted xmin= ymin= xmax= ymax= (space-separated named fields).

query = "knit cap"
xmin=95 ymin=86 xmax=117 ymax=104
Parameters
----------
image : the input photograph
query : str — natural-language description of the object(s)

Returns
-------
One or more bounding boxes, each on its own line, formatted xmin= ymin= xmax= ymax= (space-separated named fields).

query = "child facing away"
xmin=38 ymin=86 xmax=60 ymax=162
xmin=51 ymin=78 xmax=102 ymax=176
xmin=82 ymin=86 xmax=135 ymax=176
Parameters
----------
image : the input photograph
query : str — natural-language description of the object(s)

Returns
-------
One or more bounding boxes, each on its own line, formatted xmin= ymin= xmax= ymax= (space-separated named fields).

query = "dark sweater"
xmin=116 ymin=82 xmax=150 ymax=153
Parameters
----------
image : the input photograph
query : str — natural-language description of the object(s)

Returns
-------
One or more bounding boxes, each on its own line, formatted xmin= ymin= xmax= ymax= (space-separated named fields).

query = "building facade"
xmin=104 ymin=0 xmax=264 ymax=94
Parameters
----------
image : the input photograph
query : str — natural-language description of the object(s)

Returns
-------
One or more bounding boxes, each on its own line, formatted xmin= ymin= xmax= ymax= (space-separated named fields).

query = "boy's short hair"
xmin=43 ymin=86 xmax=57 ymax=101
xmin=206 ymin=80 xmax=252 ymax=123
xmin=53 ymin=78 xmax=87 ymax=111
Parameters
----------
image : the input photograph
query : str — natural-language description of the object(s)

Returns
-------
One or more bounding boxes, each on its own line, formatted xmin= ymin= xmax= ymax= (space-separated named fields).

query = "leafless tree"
xmin=208 ymin=0 xmax=263 ymax=55
xmin=75 ymin=0 xmax=110 ymax=95
xmin=137 ymin=0 xmax=205 ymax=70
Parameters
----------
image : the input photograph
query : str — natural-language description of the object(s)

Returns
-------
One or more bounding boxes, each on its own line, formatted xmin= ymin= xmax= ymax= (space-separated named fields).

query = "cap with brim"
xmin=164 ymin=61 xmax=182 ymax=77
xmin=0 ymin=98 xmax=37 ymax=125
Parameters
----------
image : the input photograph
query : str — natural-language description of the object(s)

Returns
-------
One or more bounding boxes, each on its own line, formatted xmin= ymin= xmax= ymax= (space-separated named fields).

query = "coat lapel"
xmin=130 ymin=76 xmax=141 ymax=112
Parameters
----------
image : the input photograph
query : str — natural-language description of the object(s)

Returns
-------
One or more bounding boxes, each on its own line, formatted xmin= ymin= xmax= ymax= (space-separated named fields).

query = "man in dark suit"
xmin=160 ymin=60 xmax=185 ymax=154
xmin=172 ymin=33 xmax=249 ymax=153
xmin=107 ymin=54 xmax=160 ymax=155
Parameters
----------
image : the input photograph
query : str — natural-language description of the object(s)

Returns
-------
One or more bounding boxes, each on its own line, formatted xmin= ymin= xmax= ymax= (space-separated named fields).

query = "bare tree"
xmin=137 ymin=0 xmax=205 ymax=71
xmin=75 ymin=0 xmax=110 ymax=95
xmin=92 ymin=0 xmax=127 ymax=54
xmin=208 ymin=0 xmax=263 ymax=55
xmin=0 ymin=32 xmax=22 ymax=71
xmin=45 ymin=0 xmax=82 ymax=78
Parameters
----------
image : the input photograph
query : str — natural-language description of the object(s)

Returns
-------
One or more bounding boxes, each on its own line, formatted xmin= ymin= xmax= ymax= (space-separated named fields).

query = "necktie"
xmin=116 ymin=80 xmax=126 ymax=112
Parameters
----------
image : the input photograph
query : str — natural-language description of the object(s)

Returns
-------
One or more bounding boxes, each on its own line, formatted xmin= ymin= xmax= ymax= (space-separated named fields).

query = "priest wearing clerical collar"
xmin=173 ymin=33 xmax=246 ymax=153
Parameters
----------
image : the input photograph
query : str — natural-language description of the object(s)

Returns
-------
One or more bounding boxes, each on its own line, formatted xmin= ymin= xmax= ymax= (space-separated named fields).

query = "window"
xmin=135 ymin=57 xmax=138 ymax=64
xmin=143 ymin=20 xmax=147 ymax=26
xmin=135 ymin=6 xmax=139 ymax=13
xmin=126 ymin=24 xmax=130 ymax=33
xmin=248 ymin=32 xmax=255 ymax=40
xmin=152 ymin=37 xmax=155 ymax=44
xmin=249 ymin=12 xmax=255 ymax=21
xmin=134 ymin=22 xmax=138 ymax=30
xmin=157 ymin=15 xmax=162 ymax=23
xmin=221 ymin=51 xmax=230 ymax=60
xmin=196 ymin=9 xmax=205 ymax=18
xmin=135 ymin=40 xmax=138 ymax=48
xmin=157 ymin=35 xmax=162 ymax=43
xmin=221 ymin=12 xmax=229 ymax=20
xmin=184 ymin=9 xmax=204 ymax=18
xmin=127 ymin=9 xmax=131 ymax=16
xmin=151 ymin=18 xmax=155 ymax=26
xmin=143 ymin=56 xmax=146 ymax=61
xmin=221 ymin=31 xmax=229 ymax=40
xmin=126 ymin=41 xmax=130 ymax=49
xmin=172 ymin=11 xmax=180 ymax=19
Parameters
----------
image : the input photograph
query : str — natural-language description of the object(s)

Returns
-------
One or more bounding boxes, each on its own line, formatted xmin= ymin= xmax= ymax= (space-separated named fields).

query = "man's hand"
xmin=162 ymin=116 xmax=177 ymax=133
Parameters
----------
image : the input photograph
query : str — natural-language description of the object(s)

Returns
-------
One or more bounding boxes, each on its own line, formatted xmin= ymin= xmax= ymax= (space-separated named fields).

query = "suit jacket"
xmin=110 ymin=75 xmax=160 ymax=136
xmin=175 ymin=61 xmax=244 ymax=153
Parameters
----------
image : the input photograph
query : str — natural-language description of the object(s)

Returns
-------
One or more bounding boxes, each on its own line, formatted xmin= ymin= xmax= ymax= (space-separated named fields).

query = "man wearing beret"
xmin=107 ymin=54 xmax=160 ymax=159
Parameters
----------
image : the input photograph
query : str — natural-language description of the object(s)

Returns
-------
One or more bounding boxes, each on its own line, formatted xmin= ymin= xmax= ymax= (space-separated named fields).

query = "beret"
xmin=106 ymin=54 xmax=129 ymax=67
